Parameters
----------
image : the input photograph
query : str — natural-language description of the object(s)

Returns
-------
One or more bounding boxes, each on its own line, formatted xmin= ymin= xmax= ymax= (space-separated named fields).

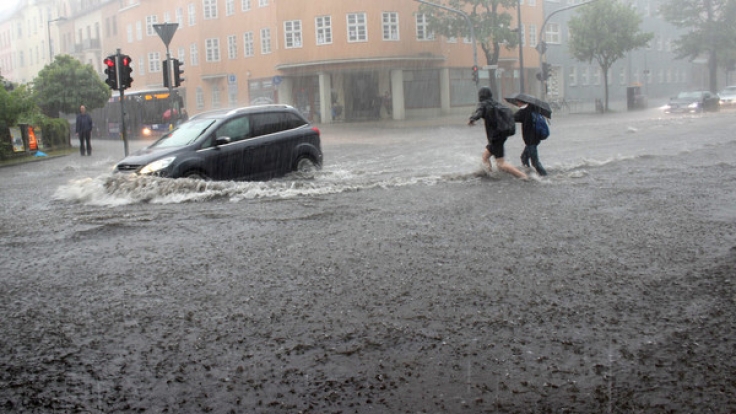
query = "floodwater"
xmin=51 ymin=107 xmax=729 ymax=206
xmin=2 ymin=107 xmax=736 ymax=413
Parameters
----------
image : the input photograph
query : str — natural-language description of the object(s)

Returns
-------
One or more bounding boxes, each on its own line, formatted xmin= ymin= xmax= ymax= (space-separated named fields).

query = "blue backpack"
xmin=532 ymin=111 xmax=550 ymax=140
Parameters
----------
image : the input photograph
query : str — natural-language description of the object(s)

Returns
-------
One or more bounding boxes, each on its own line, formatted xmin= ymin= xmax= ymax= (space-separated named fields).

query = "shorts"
xmin=486 ymin=135 xmax=508 ymax=159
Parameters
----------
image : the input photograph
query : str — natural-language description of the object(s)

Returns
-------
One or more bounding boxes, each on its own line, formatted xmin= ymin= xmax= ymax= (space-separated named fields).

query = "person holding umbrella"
xmin=506 ymin=93 xmax=551 ymax=177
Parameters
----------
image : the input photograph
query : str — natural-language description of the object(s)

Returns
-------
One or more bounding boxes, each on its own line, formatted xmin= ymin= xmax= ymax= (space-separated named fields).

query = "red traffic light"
xmin=104 ymin=57 xmax=115 ymax=67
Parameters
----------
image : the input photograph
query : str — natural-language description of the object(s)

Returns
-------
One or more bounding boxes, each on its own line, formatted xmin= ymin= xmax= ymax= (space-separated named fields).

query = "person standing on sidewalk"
xmin=514 ymin=104 xmax=548 ymax=176
xmin=75 ymin=105 xmax=93 ymax=156
xmin=468 ymin=87 xmax=528 ymax=180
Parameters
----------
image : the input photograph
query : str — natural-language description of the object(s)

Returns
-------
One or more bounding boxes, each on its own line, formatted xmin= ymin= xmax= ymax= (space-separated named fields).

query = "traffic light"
xmin=162 ymin=59 xmax=170 ymax=88
xmin=537 ymin=62 xmax=552 ymax=81
xmin=173 ymin=59 xmax=184 ymax=87
xmin=104 ymin=55 xmax=118 ymax=90
xmin=471 ymin=65 xmax=479 ymax=83
xmin=120 ymin=55 xmax=133 ymax=89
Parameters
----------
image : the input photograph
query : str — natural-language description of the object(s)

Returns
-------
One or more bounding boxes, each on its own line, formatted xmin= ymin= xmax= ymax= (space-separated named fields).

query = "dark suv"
xmin=114 ymin=105 xmax=322 ymax=181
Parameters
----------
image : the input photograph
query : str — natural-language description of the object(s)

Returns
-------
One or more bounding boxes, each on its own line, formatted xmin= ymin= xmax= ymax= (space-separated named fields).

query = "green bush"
xmin=36 ymin=118 xmax=71 ymax=150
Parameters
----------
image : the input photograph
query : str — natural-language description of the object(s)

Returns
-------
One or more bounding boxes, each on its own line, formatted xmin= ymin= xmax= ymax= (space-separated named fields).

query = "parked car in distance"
xmin=718 ymin=86 xmax=736 ymax=107
xmin=663 ymin=91 xmax=720 ymax=114
xmin=114 ymin=105 xmax=322 ymax=181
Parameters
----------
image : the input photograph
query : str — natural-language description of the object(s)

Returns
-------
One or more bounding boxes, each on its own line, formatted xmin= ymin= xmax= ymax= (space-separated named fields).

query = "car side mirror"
xmin=214 ymin=136 xmax=232 ymax=146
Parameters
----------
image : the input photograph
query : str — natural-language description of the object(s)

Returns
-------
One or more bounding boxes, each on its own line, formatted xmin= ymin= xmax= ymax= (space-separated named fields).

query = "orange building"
xmin=46 ymin=0 xmax=544 ymax=123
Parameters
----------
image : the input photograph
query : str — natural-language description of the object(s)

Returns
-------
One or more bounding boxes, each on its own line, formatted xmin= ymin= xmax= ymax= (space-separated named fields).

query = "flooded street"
xmin=1 ymin=109 xmax=735 ymax=413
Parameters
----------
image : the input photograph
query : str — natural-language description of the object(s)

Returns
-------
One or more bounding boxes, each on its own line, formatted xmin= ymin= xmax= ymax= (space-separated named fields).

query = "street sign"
xmin=153 ymin=23 xmax=179 ymax=47
xmin=272 ymin=75 xmax=283 ymax=86
xmin=228 ymin=74 xmax=237 ymax=85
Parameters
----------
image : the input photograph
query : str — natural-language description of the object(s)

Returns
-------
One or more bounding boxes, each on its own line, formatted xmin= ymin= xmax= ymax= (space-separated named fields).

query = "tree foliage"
xmin=0 ymin=78 xmax=36 ymax=127
xmin=659 ymin=0 xmax=736 ymax=90
xmin=33 ymin=55 xmax=111 ymax=118
xmin=419 ymin=0 xmax=520 ymax=95
xmin=568 ymin=0 xmax=653 ymax=111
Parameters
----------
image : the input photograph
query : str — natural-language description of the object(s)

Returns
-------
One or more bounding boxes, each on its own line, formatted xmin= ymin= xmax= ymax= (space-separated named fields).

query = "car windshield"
xmin=149 ymin=119 xmax=216 ymax=148
xmin=676 ymin=92 xmax=703 ymax=100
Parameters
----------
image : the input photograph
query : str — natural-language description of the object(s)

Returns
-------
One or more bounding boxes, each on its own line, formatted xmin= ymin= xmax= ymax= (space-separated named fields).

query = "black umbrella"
xmin=505 ymin=93 xmax=552 ymax=118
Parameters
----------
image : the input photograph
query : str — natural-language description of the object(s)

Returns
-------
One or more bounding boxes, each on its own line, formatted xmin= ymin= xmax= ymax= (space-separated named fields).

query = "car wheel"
xmin=295 ymin=156 xmax=319 ymax=173
xmin=183 ymin=170 xmax=209 ymax=180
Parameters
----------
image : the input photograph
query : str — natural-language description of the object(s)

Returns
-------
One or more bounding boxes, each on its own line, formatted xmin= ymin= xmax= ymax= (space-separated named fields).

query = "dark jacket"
xmin=469 ymin=97 xmax=506 ymax=141
xmin=514 ymin=105 xmax=541 ymax=146
xmin=76 ymin=113 xmax=93 ymax=134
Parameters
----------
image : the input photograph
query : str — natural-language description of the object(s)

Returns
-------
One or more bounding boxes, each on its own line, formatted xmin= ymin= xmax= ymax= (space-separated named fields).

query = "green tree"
xmin=0 ymin=79 xmax=36 ymax=127
xmin=33 ymin=55 xmax=111 ymax=118
xmin=568 ymin=0 xmax=653 ymax=112
xmin=659 ymin=0 xmax=736 ymax=92
xmin=419 ymin=0 xmax=520 ymax=96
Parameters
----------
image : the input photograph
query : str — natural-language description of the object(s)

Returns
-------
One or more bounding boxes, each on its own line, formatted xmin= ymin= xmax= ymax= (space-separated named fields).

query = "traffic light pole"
xmin=117 ymin=49 xmax=129 ymax=156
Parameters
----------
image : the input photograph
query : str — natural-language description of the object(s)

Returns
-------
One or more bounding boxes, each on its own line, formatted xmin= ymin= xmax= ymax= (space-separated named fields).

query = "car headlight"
xmin=140 ymin=156 xmax=176 ymax=174
xmin=142 ymin=127 xmax=152 ymax=136
xmin=688 ymin=102 xmax=699 ymax=108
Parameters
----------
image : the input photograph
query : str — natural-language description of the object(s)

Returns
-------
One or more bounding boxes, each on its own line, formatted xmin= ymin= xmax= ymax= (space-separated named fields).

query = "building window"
xmin=260 ymin=28 xmax=271 ymax=54
xmin=259 ymin=0 xmax=268 ymax=6
xmin=529 ymin=24 xmax=537 ymax=47
xmin=178 ymin=47 xmax=185 ymax=61
xmin=382 ymin=12 xmax=399 ymax=41
xmin=147 ymin=52 xmax=161 ymax=72
xmin=188 ymin=3 xmax=196 ymax=26
xmin=176 ymin=8 xmax=183 ymax=26
xmin=582 ymin=66 xmax=589 ymax=85
xmin=203 ymin=0 xmax=218 ymax=19
xmin=316 ymin=16 xmax=332 ymax=45
xmin=244 ymin=32 xmax=254 ymax=56
xmin=229 ymin=86 xmax=238 ymax=106
xmin=145 ymin=15 xmax=157 ymax=36
xmin=212 ymin=85 xmax=221 ymax=108
xmin=569 ymin=65 xmax=577 ymax=86
xmin=620 ymin=67 xmax=627 ymax=85
xmin=226 ymin=0 xmax=235 ymax=16
xmin=126 ymin=24 xmax=133 ymax=43
xmin=196 ymin=86 xmax=204 ymax=109
xmin=138 ymin=58 xmax=145 ymax=75
xmin=227 ymin=35 xmax=237 ymax=59
xmin=136 ymin=21 xmax=142 ymax=40
xmin=545 ymin=22 xmax=561 ymax=44
xmin=242 ymin=0 xmax=251 ymax=11
xmin=190 ymin=43 xmax=199 ymax=66
xmin=205 ymin=38 xmax=220 ymax=62
xmin=415 ymin=13 xmax=434 ymax=40
xmin=284 ymin=20 xmax=302 ymax=48
xmin=520 ymin=24 xmax=526 ymax=47
xmin=347 ymin=13 xmax=367 ymax=43
xmin=164 ymin=11 xmax=171 ymax=23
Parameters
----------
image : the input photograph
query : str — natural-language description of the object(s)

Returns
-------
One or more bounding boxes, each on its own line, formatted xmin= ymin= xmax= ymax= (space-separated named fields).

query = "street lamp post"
xmin=517 ymin=0 xmax=525 ymax=93
xmin=47 ymin=16 xmax=67 ymax=63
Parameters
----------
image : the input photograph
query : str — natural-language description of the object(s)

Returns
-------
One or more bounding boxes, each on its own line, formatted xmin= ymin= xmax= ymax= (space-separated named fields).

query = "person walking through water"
xmin=514 ymin=103 xmax=548 ymax=176
xmin=468 ymin=86 xmax=528 ymax=180
xmin=75 ymin=105 xmax=93 ymax=156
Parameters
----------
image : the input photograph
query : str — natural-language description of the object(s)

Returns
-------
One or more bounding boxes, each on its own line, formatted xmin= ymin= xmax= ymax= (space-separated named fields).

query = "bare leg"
xmin=481 ymin=148 xmax=493 ymax=172
xmin=496 ymin=157 xmax=528 ymax=180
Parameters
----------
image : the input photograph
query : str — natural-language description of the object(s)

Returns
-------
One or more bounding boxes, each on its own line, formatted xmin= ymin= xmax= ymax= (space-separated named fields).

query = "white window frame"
xmin=136 ymin=21 xmax=142 ymax=40
xmin=415 ymin=13 xmax=434 ymax=40
xmin=196 ymin=86 xmax=204 ymax=109
xmin=545 ymin=22 xmax=561 ymax=44
xmin=259 ymin=0 xmax=268 ymax=6
xmin=203 ymin=0 xmax=218 ymax=20
xmin=212 ymin=85 xmax=221 ymax=108
xmin=243 ymin=32 xmax=254 ymax=56
xmin=382 ymin=12 xmax=399 ymax=41
xmin=147 ymin=51 xmax=161 ymax=73
xmin=242 ymin=0 xmax=251 ymax=11
xmin=176 ymin=8 xmax=183 ymax=27
xmin=227 ymin=35 xmax=237 ymax=59
xmin=284 ymin=20 xmax=302 ymax=49
xmin=205 ymin=38 xmax=221 ymax=62
xmin=226 ymin=0 xmax=235 ymax=16
xmin=529 ymin=24 xmax=537 ymax=47
xmin=260 ymin=27 xmax=271 ymax=54
xmin=347 ymin=13 xmax=367 ymax=43
xmin=316 ymin=16 xmax=332 ymax=45
xmin=569 ymin=65 xmax=578 ymax=86
xmin=145 ymin=15 xmax=157 ymax=36
xmin=190 ymin=43 xmax=199 ymax=66
xmin=188 ymin=3 xmax=196 ymax=26
xmin=126 ymin=24 xmax=133 ymax=43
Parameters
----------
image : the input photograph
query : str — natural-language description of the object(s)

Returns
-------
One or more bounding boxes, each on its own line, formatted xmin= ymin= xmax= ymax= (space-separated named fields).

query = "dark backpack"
xmin=531 ymin=111 xmax=550 ymax=140
xmin=492 ymin=104 xmax=516 ymax=137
